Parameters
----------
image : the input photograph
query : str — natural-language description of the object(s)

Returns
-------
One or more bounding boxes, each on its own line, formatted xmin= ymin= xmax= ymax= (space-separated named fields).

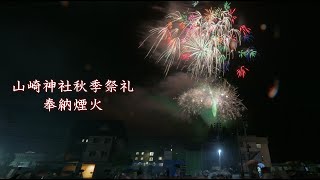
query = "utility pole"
xmin=236 ymin=125 xmax=244 ymax=178
xmin=218 ymin=120 xmax=221 ymax=170
xmin=243 ymin=120 xmax=250 ymax=178
xmin=236 ymin=119 xmax=244 ymax=179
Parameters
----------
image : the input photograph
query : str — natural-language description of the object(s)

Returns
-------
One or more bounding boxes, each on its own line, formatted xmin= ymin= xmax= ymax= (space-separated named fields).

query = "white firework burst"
xmin=177 ymin=80 xmax=246 ymax=120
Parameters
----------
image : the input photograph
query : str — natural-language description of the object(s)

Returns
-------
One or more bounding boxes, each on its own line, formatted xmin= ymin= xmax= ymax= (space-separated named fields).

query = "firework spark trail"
xmin=139 ymin=2 xmax=257 ymax=79
xmin=236 ymin=66 xmax=249 ymax=78
xmin=158 ymin=37 xmax=181 ymax=76
xmin=139 ymin=26 xmax=171 ymax=58
xmin=177 ymin=80 xmax=246 ymax=120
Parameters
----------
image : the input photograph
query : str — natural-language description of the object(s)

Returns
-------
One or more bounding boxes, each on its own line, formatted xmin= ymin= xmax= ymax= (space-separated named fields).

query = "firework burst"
xmin=140 ymin=1 xmax=257 ymax=78
xmin=177 ymin=80 xmax=246 ymax=120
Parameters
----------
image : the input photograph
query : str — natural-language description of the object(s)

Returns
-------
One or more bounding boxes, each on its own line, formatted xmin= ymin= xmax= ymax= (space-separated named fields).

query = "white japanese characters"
xmin=13 ymin=79 xmax=134 ymax=112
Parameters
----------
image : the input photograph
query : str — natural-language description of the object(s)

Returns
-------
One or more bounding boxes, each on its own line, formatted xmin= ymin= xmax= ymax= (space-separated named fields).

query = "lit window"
xmin=146 ymin=162 xmax=148 ymax=165
xmin=159 ymin=163 xmax=163 ymax=167
xmin=82 ymin=139 xmax=85 ymax=142
xmin=150 ymin=152 xmax=154 ymax=156
xmin=141 ymin=152 xmax=144 ymax=155
xmin=149 ymin=157 xmax=153 ymax=161
xmin=135 ymin=157 xmax=138 ymax=160
xmin=158 ymin=157 xmax=162 ymax=160
xmin=140 ymin=157 xmax=143 ymax=161
xmin=170 ymin=149 xmax=172 ymax=151
xmin=86 ymin=139 xmax=89 ymax=143
xmin=136 ymin=152 xmax=139 ymax=155
xmin=256 ymin=144 xmax=261 ymax=149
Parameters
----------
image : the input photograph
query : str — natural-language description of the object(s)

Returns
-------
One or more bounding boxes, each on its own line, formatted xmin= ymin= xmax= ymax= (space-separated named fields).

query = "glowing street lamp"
xmin=218 ymin=149 xmax=222 ymax=170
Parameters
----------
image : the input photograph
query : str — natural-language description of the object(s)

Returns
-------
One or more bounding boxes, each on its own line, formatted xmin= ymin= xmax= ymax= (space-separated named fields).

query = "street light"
xmin=218 ymin=149 xmax=222 ymax=170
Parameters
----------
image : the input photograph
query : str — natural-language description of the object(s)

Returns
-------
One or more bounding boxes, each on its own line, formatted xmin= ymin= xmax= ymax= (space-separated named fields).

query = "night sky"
xmin=0 ymin=1 xmax=318 ymax=163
